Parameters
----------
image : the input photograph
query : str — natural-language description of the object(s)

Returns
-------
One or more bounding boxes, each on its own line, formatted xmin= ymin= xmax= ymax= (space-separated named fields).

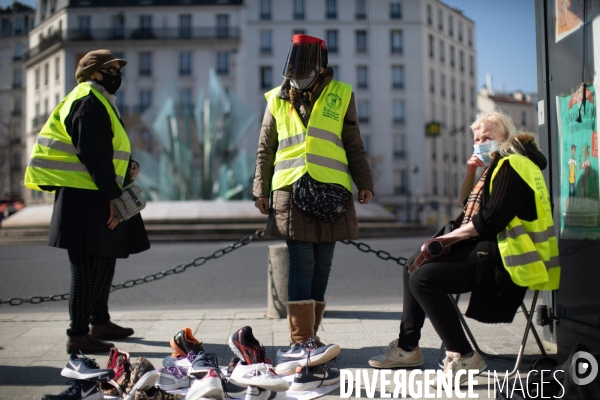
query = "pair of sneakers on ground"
xmin=369 ymin=339 xmax=487 ymax=387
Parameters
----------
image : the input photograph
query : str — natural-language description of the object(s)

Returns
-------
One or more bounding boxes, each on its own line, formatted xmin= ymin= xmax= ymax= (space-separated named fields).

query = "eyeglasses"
xmin=100 ymin=66 xmax=122 ymax=77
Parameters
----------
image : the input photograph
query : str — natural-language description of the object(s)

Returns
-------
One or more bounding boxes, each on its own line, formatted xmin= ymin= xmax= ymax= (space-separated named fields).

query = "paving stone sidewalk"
xmin=0 ymin=299 xmax=551 ymax=400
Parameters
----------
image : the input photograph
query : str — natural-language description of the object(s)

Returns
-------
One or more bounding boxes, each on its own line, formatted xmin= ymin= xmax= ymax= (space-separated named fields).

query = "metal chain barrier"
xmin=341 ymin=239 xmax=409 ymax=266
xmin=0 ymin=230 xmax=266 ymax=306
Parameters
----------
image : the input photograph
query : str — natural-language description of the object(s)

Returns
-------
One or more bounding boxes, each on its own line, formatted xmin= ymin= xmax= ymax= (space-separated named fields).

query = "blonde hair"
xmin=470 ymin=111 xmax=525 ymax=157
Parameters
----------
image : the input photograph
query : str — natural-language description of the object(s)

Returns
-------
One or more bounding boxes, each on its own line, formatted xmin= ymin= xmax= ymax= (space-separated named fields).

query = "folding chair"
xmin=438 ymin=290 xmax=548 ymax=379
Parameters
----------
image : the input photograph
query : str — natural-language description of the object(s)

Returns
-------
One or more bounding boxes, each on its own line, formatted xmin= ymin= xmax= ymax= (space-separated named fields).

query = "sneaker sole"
xmin=60 ymin=368 xmax=113 ymax=381
xmin=227 ymin=335 xmax=246 ymax=362
xmin=156 ymin=378 xmax=190 ymax=391
xmin=231 ymin=377 xmax=288 ymax=392
xmin=275 ymin=360 xmax=300 ymax=376
xmin=123 ymin=370 xmax=159 ymax=400
xmin=188 ymin=366 xmax=219 ymax=379
xmin=290 ymin=376 xmax=340 ymax=391
xmin=301 ymin=344 xmax=341 ymax=367
xmin=91 ymin=331 xmax=134 ymax=340
xmin=170 ymin=337 xmax=187 ymax=358
xmin=367 ymin=359 xmax=425 ymax=369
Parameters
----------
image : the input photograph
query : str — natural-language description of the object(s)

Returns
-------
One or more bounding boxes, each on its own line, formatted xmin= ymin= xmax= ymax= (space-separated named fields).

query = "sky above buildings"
xmin=3 ymin=0 xmax=538 ymax=93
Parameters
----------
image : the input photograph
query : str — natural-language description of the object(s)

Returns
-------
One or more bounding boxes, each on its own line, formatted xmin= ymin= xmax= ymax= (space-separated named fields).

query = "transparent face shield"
xmin=281 ymin=42 xmax=323 ymax=89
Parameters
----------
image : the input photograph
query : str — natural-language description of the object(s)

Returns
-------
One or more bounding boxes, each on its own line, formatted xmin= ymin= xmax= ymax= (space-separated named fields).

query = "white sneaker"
xmin=155 ymin=366 xmax=190 ymax=391
xmin=433 ymin=350 xmax=487 ymax=389
xmin=229 ymin=363 xmax=289 ymax=392
xmin=244 ymin=385 xmax=287 ymax=400
xmin=368 ymin=339 xmax=425 ymax=369
xmin=186 ymin=368 xmax=224 ymax=400
xmin=161 ymin=350 xmax=198 ymax=371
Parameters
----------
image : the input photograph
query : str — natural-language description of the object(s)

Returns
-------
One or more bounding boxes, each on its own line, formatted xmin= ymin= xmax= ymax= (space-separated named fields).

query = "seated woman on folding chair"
xmin=369 ymin=111 xmax=560 ymax=386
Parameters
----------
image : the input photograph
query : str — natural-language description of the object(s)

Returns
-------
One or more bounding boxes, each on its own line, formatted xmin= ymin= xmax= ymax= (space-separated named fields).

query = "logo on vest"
xmin=323 ymin=93 xmax=343 ymax=121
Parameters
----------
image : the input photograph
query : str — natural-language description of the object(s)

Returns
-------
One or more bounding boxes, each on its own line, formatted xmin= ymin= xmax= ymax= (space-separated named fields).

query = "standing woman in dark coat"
xmin=24 ymin=50 xmax=150 ymax=354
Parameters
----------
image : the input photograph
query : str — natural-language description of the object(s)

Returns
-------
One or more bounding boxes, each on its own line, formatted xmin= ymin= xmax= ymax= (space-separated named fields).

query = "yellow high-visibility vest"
xmin=492 ymin=154 xmax=560 ymax=290
xmin=265 ymin=80 xmax=353 ymax=192
xmin=24 ymin=82 xmax=130 ymax=192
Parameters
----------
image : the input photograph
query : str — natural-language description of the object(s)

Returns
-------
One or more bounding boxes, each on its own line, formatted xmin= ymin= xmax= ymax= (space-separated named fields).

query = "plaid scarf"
xmin=461 ymin=168 xmax=489 ymax=226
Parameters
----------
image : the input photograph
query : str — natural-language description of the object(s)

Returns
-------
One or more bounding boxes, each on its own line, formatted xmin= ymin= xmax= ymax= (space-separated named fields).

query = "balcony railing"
xmin=23 ymin=27 xmax=240 ymax=62
xmin=11 ymin=109 xmax=22 ymax=116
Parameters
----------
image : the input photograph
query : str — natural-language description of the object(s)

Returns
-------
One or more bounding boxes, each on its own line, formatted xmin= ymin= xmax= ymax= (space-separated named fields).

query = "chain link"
xmin=0 ymin=230 xmax=266 ymax=306
xmin=341 ymin=239 xmax=409 ymax=266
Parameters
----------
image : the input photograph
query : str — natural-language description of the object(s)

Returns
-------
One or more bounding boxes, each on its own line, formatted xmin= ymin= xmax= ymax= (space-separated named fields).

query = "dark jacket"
xmin=252 ymin=68 xmax=374 ymax=243
xmin=47 ymin=92 xmax=150 ymax=259
xmin=466 ymin=133 xmax=545 ymax=323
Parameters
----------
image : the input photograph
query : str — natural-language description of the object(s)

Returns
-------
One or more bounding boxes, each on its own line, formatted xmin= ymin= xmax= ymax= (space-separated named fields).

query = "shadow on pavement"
xmin=0 ymin=365 xmax=63 ymax=385
xmin=324 ymin=310 xmax=402 ymax=320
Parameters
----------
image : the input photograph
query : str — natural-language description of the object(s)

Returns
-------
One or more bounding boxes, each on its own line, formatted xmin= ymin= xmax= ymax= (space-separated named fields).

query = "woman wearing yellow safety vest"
xmin=253 ymin=35 xmax=374 ymax=371
xmin=369 ymin=112 xmax=560 ymax=388
xmin=24 ymin=50 xmax=149 ymax=354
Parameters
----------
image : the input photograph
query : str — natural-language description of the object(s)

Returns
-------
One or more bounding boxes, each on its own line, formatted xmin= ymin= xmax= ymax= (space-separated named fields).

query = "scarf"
xmin=87 ymin=80 xmax=121 ymax=118
xmin=461 ymin=168 xmax=489 ymax=226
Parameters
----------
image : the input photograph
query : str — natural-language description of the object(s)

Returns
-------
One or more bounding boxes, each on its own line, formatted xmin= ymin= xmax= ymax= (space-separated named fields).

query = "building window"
xmin=393 ymin=100 xmax=405 ymax=124
xmin=362 ymin=134 xmax=370 ymax=154
xmin=441 ymin=74 xmax=446 ymax=98
xmin=111 ymin=13 xmax=124 ymax=39
xmin=451 ymin=78 xmax=456 ymax=101
xmin=392 ymin=65 xmax=404 ymax=89
xmin=469 ymin=55 xmax=474 ymax=77
xmin=450 ymin=45 xmax=455 ymax=68
xmin=430 ymin=69 xmax=435 ymax=93
xmin=77 ymin=16 xmax=90 ymax=38
xmin=260 ymin=0 xmax=271 ymax=20
xmin=356 ymin=30 xmax=367 ymax=53
xmin=459 ymin=50 xmax=464 ymax=72
xmin=326 ymin=30 xmax=338 ymax=54
xmin=260 ymin=30 xmax=272 ymax=54
xmin=216 ymin=52 xmax=229 ymax=75
xmin=293 ymin=29 xmax=305 ymax=35
xmin=179 ymin=14 xmax=191 ymax=39
xmin=390 ymin=2 xmax=402 ymax=19
xmin=14 ymin=43 xmax=22 ymax=60
xmin=468 ymin=26 xmax=473 ymax=47
xmin=357 ymin=100 xmax=369 ymax=123
xmin=438 ymin=8 xmax=443 ymax=30
xmin=458 ymin=21 xmax=463 ymax=42
xmin=393 ymin=135 xmax=406 ymax=159
xmin=390 ymin=30 xmax=402 ymax=54
xmin=44 ymin=62 xmax=49 ymax=86
xmin=13 ymin=97 xmax=21 ymax=114
xmin=357 ymin=66 xmax=368 ymax=89
xmin=426 ymin=3 xmax=432 ymax=25
xmin=355 ymin=0 xmax=366 ymax=19
xmin=394 ymin=169 xmax=407 ymax=195
xmin=13 ymin=70 xmax=22 ymax=88
xmin=471 ymin=86 xmax=476 ymax=108
xmin=293 ymin=0 xmax=305 ymax=20
xmin=55 ymin=56 xmax=60 ymax=80
xmin=216 ymin=15 xmax=229 ymax=38
xmin=44 ymin=98 xmax=48 ymax=115
xmin=179 ymin=52 xmax=192 ymax=76
xmin=439 ymin=40 xmax=445 ymax=63
xmin=521 ymin=111 xmax=527 ymax=126
xmin=428 ymin=34 xmax=434 ymax=58
xmin=326 ymin=0 xmax=337 ymax=19
xmin=137 ymin=15 xmax=153 ymax=38
xmin=448 ymin=15 xmax=453 ymax=37
xmin=139 ymin=53 xmax=152 ymax=76
xmin=460 ymin=81 xmax=465 ymax=104
xmin=139 ymin=90 xmax=152 ymax=113
xmin=260 ymin=66 xmax=272 ymax=89
xmin=35 ymin=68 xmax=39 ymax=90
xmin=180 ymin=88 xmax=193 ymax=107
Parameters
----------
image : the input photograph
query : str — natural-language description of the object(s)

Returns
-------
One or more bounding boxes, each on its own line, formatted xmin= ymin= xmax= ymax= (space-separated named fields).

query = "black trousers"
xmin=399 ymin=241 xmax=480 ymax=355
xmin=68 ymin=250 xmax=116 ymax=336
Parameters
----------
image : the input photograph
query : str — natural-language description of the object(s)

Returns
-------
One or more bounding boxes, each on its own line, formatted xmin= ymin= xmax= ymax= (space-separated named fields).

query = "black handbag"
xmin=292 ymin=174 xmax=349 ymax=222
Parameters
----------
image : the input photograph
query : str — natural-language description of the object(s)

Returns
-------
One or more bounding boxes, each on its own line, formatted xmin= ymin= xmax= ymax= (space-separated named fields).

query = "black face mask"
xmin=96 ymin=70 xmax=121 ymax=94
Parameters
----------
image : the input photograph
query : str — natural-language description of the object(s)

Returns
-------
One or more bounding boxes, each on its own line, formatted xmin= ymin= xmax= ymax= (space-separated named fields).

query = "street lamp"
xmin=405 ymin=164 xmax=419 ymax=222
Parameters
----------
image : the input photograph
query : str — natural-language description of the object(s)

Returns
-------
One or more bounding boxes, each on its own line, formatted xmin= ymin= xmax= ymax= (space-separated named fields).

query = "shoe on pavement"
xmin=187 ymin=352 xmax=220 ymax=378
xmin=156 ymin=367 xmax=190 ymax=391
xmin=229 ymin=326 xmax=272 ymax=365
xmin=228 ymin=363 xmax=288 ymax=392
xmin=90 ymin=321 xmax=134 ymax=340
xmin=185 ymin=368 xmax=224 ymax=400
xmin=127 ymin=387 xmax=184 ymax=400
xmin=170 ymin=327 xmax=204 ymax=358
xmin=244 ymin=385 xmax=286 ymax=400
xmin=61 ymin=353 xmax=115 ymax=381
xmin=222 ymin=377 xmax=247 ymax=397
xmin=99 ymin=348 xmax=132 ymax=397
xmin=275 ymin=338 xmax=340 ymax=376
xmin=161 ymin=350 xmax=198 ymax=371
xmin=290 ymin=364 xmax=340 ymax=391
xmin=368 ymin=339 xmax=425 ymax=369
xmin=42 ymin=380 xmax=102 ymax=400
xmin=66 ymin=335 xmax=114 ymax=355
xmin=122 ymin=357 xmax=159 ymax=400
xmin=433 ymin=350 xmax=487 ymax=389
xmin=226 ymin=356 xmax=242 ymax=377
